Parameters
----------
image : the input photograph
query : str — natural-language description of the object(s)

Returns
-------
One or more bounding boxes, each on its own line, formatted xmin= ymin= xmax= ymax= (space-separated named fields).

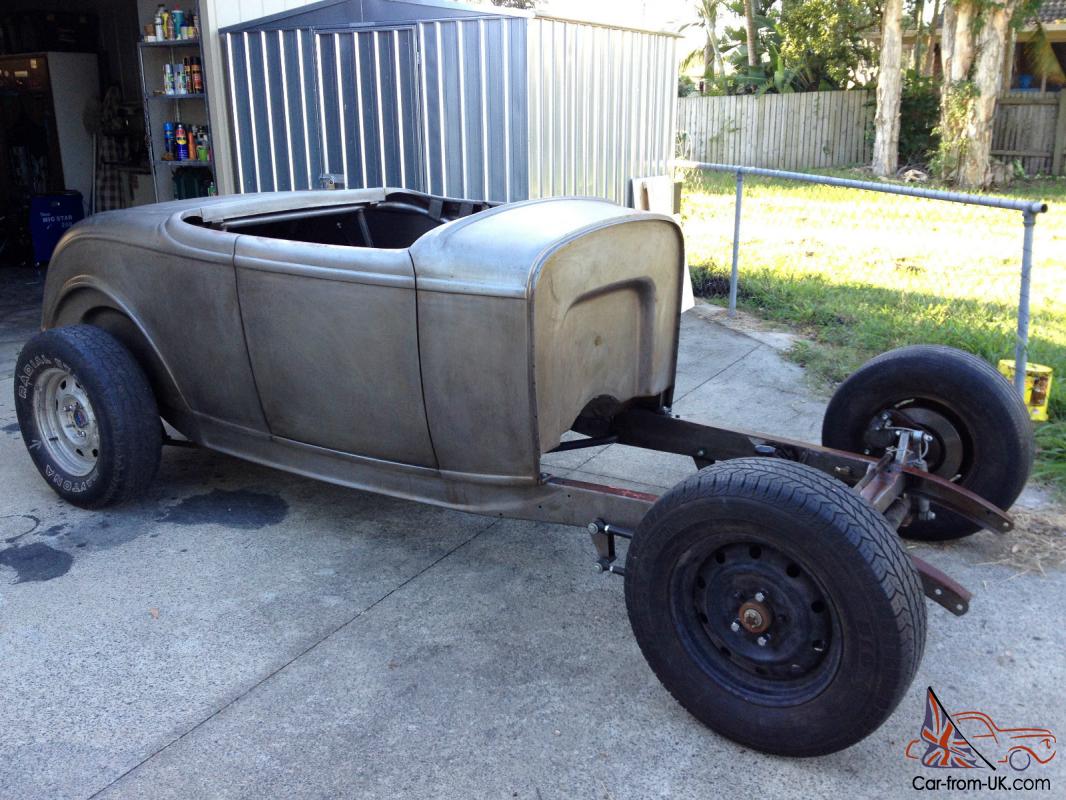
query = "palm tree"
xmin=681 ymin=0 xmax=726 ymax=80
xmin=742 ymin=0 xmax=759 ymax=67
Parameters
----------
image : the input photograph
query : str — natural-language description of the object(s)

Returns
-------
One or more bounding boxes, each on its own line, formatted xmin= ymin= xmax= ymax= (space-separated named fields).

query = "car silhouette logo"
xmin=905 ymin=688 xmax=1057 ymax=771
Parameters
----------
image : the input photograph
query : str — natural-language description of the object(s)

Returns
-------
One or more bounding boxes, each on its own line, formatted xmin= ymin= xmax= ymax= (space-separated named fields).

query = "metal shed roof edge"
xmin=219 ymin=0 xmax=680 ymax=37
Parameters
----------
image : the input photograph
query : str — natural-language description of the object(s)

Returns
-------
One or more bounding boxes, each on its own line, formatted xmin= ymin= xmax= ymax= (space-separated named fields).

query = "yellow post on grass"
xmin=998 ymin=360 xmax=1053 ymax=422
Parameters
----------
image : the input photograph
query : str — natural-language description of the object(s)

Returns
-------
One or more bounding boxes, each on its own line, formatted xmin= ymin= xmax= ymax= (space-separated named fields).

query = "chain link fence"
xmin=673 ymin=161 xmax=1061 ymax=425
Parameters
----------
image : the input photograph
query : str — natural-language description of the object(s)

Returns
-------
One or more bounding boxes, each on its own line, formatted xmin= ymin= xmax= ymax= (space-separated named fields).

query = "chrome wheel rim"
xmin=32 ymin=367 xmax=100 ymax=477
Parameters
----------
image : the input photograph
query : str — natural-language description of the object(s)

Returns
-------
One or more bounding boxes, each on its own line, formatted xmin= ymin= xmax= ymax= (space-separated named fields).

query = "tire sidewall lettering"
xmin=44 ymin=462 xmax=97 ymax=494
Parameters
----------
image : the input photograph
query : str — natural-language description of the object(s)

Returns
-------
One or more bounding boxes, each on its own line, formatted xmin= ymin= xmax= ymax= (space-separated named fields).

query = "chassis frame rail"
xmin=605 ymin=408 xmax=1012 ymax=536
xmin=553 ymin=406 xmax=1014 ymax=617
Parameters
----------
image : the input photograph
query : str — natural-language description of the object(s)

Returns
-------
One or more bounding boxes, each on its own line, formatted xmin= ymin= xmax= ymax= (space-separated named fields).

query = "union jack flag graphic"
xmin=919 ymin=687 xmax=995 ymax=770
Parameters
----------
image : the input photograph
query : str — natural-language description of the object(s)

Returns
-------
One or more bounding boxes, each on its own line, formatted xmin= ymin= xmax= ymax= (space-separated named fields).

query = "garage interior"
xmin=0 ymin=1 xmax=217 ymax=273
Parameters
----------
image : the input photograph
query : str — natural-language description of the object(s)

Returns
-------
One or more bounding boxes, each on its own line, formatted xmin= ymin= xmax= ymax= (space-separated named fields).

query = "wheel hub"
xmin=32 ymin=368 xmax=100 ymax=477
xmin=673 ymin=539 xmax=840 ymax=705
xmin=865 ymin=404 xmax=966 ymax=480
xmin=738 ymin=600 xmax=772 ymax=634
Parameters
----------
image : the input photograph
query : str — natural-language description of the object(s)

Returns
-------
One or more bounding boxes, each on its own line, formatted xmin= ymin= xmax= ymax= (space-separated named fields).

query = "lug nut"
xmin=730 ymin=620 xmax=741 ymax=633
xmin=754 ymin=591 xmax=766 ymax=602
xmin=757 ymin=635 xmax=769 ymax=647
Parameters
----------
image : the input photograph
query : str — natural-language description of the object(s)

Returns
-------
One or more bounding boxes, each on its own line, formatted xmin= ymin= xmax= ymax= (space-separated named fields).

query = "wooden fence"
xmin=678 ymin=89 xmax=1066 ymax=175
xmin=676 ymin=91 xmax=873 ymax=170
xmin=992 ymin=92 xmax=1066 ymax=176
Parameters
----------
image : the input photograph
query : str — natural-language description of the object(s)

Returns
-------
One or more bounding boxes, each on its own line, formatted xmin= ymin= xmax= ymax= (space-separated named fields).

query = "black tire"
xmin=14 ymin=325 xmax=162 ymax=508
xmin=625 ymin=458 xmax=926 ymax=757
xmin=822 ymin=345 xmax=1034 ymax=541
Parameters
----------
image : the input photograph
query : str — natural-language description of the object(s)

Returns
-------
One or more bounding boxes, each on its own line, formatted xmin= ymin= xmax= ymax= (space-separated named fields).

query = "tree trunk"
xmin=922 ymin=0 xmax=941 ymax=76
xmin=957 ymin=4 xmax=1013 ymax=187
xmin=705 ymin=8 xmax=724 ymax=79
xmin=913 ymin=0 xmax=926 ymax=71
xmin=873 ymin=0 xmax=904 ymax=176
xmin=941 ymin=1 xmax=956 ymax=79
xmin=743 ymin=0 xmax=758 ymax=68
xmin=710 ymin=37 xmax=725 ymax=79
xmin=949 ymin=1 xmax=975 ymax=81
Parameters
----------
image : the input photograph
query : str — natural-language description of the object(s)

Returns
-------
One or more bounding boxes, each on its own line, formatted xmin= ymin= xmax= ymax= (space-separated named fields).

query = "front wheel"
xmin=822 ymin=345 xmax=1034 ymax=541
xmin=14 ymin=325 xmax=162 ymax=508
xmin=624 ymin=459 xmax=926 ymax=757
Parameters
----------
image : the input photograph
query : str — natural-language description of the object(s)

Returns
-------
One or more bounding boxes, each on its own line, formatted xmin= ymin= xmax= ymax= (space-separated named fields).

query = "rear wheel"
xmin=14 ymin=325 xmax=162 ymax=508
xmin=822 ymin=345 xmax=1034 ymax=541
xmin=625 ymin=459 xmax=926 ymax=756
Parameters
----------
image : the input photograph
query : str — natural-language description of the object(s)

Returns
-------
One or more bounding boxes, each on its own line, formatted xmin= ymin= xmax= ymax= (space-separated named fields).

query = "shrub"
xmin=899 ymin=70 xmax=941 ymax=167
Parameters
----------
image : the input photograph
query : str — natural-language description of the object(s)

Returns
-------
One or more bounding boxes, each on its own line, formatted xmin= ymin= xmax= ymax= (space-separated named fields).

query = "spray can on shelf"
xmin=195 ymin=126 xmax=210 ymax=161
xmin=163 ymin=63 xmax=174 ymax=94
xmin=190 ymin=57 xmax=203 ymax=93
xmin=154 ymin=5 xmax=165 ymax=39
xmin=172 ymin=9 xmax=185 ymax=38
xmin=175 ymin=123 xmax=189 ymax=160
xmin=162 ymin=121 xmax=176 ymax=159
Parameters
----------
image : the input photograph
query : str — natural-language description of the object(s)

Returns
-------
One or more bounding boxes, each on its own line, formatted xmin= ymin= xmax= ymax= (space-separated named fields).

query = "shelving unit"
xmin=137 ymin=21 xmax=216 ymax=202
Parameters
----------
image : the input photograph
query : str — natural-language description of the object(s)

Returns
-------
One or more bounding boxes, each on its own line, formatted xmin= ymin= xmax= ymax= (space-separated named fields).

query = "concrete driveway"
xmin=1 ymin=267 xmax=1063 ymax=799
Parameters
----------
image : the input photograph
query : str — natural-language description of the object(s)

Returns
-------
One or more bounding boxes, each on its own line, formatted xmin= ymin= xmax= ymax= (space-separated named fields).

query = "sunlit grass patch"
xmin=681 ymin=170 xmax=1066 ymax=496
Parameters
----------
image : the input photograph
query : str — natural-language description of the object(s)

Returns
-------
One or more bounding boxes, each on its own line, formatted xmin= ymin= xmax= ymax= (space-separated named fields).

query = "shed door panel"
xmin=225 ymin=28 xmax=323 ymax=192
xmin=314 ymin=27 xmax=423 ymax=191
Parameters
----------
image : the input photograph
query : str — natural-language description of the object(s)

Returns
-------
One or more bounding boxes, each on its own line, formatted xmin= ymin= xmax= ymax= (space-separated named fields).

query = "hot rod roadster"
xmin=14 ymin=188 xmax=1034 ymax=757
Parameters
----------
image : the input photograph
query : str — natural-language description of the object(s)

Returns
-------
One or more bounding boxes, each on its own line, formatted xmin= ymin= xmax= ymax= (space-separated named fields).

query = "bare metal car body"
xmin=43 ymin=188 xmax=682 ymax=527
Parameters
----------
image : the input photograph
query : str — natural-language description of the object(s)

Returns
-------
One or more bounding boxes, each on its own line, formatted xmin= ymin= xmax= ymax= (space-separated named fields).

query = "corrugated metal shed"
xmin=221 ymin=0 xmax=677 ymax=205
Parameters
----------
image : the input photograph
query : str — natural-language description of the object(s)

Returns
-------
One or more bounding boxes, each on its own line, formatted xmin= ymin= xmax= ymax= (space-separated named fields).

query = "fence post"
xmin=1013 ymin=209 xmax=1037 ymax=397
xmin=729 ymin=170 xmax=743 ymax=317
xmin=1050 ymin=92 xmax=1066 ymax=176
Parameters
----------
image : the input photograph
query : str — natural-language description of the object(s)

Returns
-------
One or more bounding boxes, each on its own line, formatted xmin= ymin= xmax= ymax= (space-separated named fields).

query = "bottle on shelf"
xmin=163 ymin=121 xmax=176 ymax=159
xmin=175 ymin=123 xmax=189 ymax=160
xmin=154 ymin=5 xmax=165 ymax=40
xmin=194 ymin=125 xmax=211 ymax=161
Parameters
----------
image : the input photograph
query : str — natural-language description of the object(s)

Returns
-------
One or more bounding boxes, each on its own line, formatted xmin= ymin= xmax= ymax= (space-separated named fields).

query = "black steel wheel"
xmin=822 ymin=345 xmax=1034 ymax=541
xmin=625 ymin=459 xmax=926 ymax=757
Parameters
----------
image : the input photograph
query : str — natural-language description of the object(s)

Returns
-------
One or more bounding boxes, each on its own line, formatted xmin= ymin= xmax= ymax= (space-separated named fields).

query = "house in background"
xmin=897 ymin=0 xmax=1066 ymax=92
xmin=1008 ymin=0 xmax=1066 ymax=91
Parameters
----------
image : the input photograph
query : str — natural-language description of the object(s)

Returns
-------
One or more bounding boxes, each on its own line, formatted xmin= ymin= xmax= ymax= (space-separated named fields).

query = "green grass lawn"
xmin=680 ymin=168 xmax=1066 ymax=495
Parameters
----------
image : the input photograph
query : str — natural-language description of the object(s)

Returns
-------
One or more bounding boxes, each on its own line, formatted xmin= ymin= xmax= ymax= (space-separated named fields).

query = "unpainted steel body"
xmin=42 ymin=188 xmax=684 ymax=526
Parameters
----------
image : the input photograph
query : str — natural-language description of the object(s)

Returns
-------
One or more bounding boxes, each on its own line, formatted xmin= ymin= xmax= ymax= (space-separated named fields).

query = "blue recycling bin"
xmin=29 ymin=191 xmax=84 ymax=265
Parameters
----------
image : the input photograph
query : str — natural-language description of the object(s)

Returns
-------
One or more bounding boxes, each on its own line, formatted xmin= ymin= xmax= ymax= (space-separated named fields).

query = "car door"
xmin=233 ymin=234 xmax=436 ymax=468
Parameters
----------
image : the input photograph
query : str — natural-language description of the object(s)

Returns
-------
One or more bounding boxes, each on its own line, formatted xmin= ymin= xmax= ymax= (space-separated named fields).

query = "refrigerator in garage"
xmin=0 ymin=51 xmax=99 ymax=263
